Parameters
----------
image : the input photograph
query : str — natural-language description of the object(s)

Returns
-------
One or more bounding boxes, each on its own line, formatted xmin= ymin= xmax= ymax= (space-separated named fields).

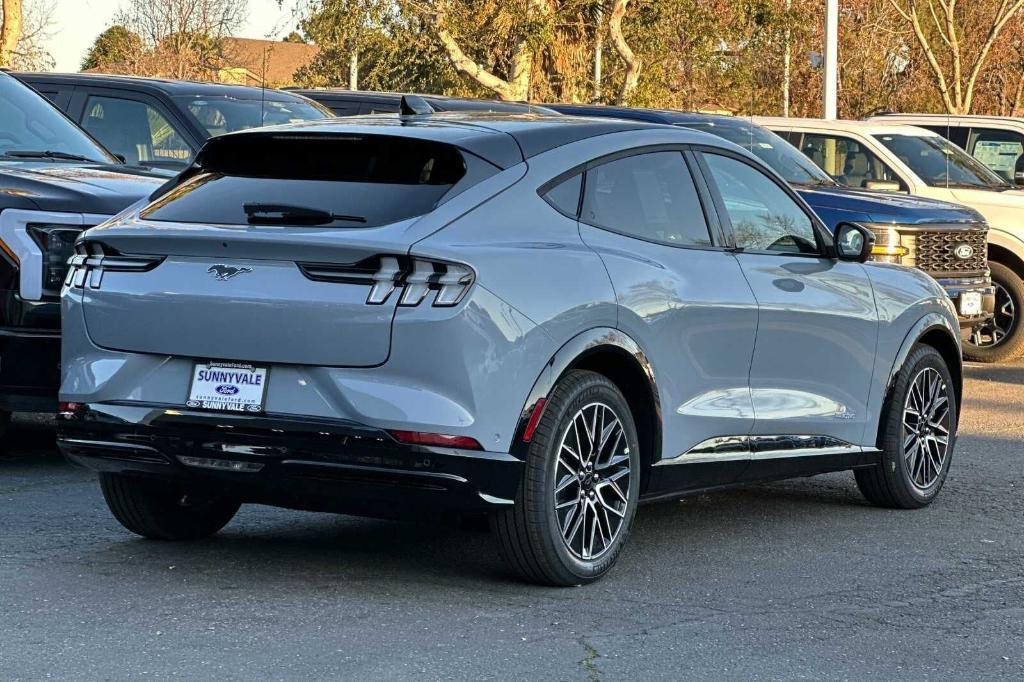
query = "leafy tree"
xmin=81 ymin=25 xmax=143 ymax=71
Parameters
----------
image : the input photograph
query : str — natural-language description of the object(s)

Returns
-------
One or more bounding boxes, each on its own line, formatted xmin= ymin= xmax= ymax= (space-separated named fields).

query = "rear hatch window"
xmin=142 ymin=135 xmax=473 ymax=228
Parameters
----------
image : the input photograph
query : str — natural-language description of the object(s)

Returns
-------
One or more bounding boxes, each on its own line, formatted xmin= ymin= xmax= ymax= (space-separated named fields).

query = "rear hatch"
xmin=74 ymin=129 xmax=504 ymax=367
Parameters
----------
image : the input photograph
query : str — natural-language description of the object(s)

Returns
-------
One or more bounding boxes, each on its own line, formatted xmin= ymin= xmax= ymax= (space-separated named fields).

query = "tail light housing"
xmin=64 ymin=240 xmax=165 ymax=290
xmin=299 ymin=255 xmax=474 ymax=307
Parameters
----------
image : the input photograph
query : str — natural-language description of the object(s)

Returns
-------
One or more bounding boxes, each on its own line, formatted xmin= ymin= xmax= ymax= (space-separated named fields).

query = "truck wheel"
xmin=99 ymin=473 xmax=240 ymax=540
xmin=964 ymin=261 xmax=1024 ymax=363
xmin=855 ymin=344 xmax=957 ymax=509
xmin=491 ymin=370 xmax=641 ymax=586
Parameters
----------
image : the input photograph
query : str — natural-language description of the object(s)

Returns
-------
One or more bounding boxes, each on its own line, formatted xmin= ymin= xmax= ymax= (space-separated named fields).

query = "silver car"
xmin=58 ymin=111 xmax=962 ymax=586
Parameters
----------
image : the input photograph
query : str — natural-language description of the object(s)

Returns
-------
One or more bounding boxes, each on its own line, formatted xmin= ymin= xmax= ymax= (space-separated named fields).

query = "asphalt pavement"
xmin=2 ymin=362 xmax=1023 ymax=680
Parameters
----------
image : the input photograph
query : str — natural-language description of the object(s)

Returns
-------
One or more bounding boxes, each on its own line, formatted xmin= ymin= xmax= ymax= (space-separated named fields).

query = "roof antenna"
xmin=400 ymin=95 xmax=434 ymax=117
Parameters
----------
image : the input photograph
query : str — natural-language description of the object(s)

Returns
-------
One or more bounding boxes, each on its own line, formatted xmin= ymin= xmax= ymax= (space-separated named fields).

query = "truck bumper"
xmin=936 ymin=278 xmax=996 ymax=330
xmin=0 ymin=328 xmax=60 ymax=412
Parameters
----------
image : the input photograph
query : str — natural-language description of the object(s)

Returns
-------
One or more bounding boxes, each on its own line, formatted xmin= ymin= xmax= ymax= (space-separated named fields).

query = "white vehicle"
xmin=757 ymin=117 xmax=1024 ymax=363
xmin=867 ymin=114 xmax=1024 ymax=186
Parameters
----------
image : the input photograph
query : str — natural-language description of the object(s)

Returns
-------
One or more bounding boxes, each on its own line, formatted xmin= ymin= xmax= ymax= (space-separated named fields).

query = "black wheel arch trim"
xmin=510 ymin=327 xmax=662 ymax=464
xmin=885 ymin=311 xmax=963 ymax=426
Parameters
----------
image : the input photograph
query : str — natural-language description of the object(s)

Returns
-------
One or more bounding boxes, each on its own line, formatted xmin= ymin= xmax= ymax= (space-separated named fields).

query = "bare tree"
xmin=117 ymin=0 xmax=248 ymax=79
xmin=889 ymin=0 xmax=1024 ymax=113
xmin=0 ymin=0 xmax=22 ymax=66
xmin=410 ymin=0 xmax=554 ymax=101
xmin=606 ymin=0 xmax=639 ymax=103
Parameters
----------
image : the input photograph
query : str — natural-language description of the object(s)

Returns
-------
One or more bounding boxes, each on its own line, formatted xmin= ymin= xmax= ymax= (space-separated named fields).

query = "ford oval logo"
xmin=215 ymin=384 xmax=240 ymax=395
xmin=954 ymin=244 xmax=974 ymax=260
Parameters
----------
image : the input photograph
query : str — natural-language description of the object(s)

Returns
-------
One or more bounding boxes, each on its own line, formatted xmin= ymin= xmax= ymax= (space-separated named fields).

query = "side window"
xmin=80 ymin=95 xmax=193 ymax=168
xmin=966 ymin=128 xmax=1024 ymax=183
xmin=702 ymin=153 xmax=819 ymax=255
xmin=542 ymin=173 xmax=582 ymax=216
xmin=800 ymin=133 xmax=904 ymax=190
xmin=921 ymin=124 xmax=968 ymax=147
xmin=580 ymin=151 xmax=712 ymax=247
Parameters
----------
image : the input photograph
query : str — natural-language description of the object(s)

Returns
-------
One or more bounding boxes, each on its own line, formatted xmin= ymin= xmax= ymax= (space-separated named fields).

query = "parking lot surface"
xmin=2 ymin=362 xmax=1023 ymax=681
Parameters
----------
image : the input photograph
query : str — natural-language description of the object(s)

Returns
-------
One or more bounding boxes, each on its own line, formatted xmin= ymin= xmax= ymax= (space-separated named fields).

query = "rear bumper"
xmin=0 ymin=327 xmax=60 ymax=412
xmin=57 ymin=403 xmax=524 ymax=515
xmin=935 ymin=278 xmax=996 ymax=329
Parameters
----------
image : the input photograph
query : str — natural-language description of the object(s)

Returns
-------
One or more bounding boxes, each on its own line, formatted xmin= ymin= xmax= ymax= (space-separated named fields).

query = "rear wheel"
xmin=964 ymin=261 xmax=1024 ymax=363
xmin=855 ymin=345 xmax=956 ymax=509
xmin=492 ymin=370 xmax=641 ymax=586
xmin=99 ymin=473 xmax=240 ymax=540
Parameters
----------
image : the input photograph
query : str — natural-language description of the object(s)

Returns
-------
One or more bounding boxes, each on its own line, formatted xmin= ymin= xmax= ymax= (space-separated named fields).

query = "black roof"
xmin=210 ymin=112 xmax=676 ymax=169
xmin=14 ymin=72 xmax=314 ymax=102
xmin=289 ymin=88 xmax=559 ymax=115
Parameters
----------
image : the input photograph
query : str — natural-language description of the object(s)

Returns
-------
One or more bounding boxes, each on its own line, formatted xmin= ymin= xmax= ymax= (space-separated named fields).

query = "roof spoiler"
xmin=400 ymin=95 xmax=434 ymax=117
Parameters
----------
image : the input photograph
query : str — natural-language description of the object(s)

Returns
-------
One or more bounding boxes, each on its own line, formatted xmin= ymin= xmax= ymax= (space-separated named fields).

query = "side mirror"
xmin=834 ymin=222 xmax=875 ymax=263
xmin=864 ymin=180 xmax=902 ymax=192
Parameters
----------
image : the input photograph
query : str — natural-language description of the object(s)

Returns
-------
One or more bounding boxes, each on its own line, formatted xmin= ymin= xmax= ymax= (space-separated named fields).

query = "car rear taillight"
xmin=299 ymin=256 xmax=474 ymax=307
xmin=64 ymin=240 xmax=165 ymax=290
xmin=390 ymin=430 xmax=483 ymax=450
xmin=27 ymin=224 xmax=83 ymax=296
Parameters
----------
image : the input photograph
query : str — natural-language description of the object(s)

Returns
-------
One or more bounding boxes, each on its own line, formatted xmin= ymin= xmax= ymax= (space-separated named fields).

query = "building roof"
xmin=218 ymin=38 xmax=319 ymax=86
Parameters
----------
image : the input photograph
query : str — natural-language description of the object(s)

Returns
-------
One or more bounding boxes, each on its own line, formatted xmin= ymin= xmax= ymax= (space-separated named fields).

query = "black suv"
xmin=0 ymin=72 xmax=166 ymax=433
xmin=287 ymin=88 xmax=558 ymax=116
xmin=15 ymin=73 xmax=331 ymax=172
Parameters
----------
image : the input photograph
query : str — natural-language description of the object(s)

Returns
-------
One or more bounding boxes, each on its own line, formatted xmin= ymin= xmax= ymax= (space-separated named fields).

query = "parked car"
xmin=287 ymin=88 xmax=559 ymax=116
xmin=550 ymin=104 xmax=995 ymax=345
xmin=868 ymin=113 xmax=1024 ymax=186
xmin=14 ymin=73 xmax=331 ymax=172
xmin=758 ymin=117 xmax=1024 ymax=363
xmin=0 ymin=71 xmax=167 ymax=436
xmin=58 ymin=107 xmax=963 ymax=585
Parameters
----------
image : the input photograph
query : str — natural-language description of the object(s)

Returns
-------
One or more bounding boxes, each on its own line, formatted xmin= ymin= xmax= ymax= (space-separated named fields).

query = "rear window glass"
xmin=142 ymin=135 xmax=468 ymax=227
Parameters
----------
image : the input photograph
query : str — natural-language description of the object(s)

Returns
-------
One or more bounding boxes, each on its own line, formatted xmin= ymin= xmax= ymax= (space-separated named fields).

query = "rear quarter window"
xmin=142 ymin=135 xmax=489 ymax=228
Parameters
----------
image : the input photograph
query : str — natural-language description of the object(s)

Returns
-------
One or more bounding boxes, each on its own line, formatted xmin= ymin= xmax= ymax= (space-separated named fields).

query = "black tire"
xmin=856 ymin=344 xmax=957 ymax=509
xmin=99 ymin=473 xmax=240 ymax=540
xmin=964 ymin=261 xmax=1024 ymax=363
xmin=491 ymin=370 xmax=641 ymax=586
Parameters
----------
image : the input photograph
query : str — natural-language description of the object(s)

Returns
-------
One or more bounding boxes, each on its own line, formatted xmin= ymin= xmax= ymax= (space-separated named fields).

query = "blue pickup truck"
xmin=549 ymin=104 xmax=995 ymax=344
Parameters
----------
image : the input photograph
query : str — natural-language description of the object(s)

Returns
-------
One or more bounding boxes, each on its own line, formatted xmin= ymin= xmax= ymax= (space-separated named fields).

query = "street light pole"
xmin=823 ymin=0 xmax=838 ymax=119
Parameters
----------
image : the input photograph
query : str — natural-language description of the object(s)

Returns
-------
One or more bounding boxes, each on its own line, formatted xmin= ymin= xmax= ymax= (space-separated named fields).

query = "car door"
xmin=70 ymin=88 xmax=197 ymax=170
xmin=695 ymin=148 xmax=879 ymax=474
xmin=558 ymin=147 xmax=759 ymax=491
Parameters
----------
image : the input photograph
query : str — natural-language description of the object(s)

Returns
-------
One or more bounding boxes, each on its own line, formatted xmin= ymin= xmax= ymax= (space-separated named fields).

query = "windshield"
xmin=873 ymin=133 xmax=1009 ymax=189
xmin=176 ymin=96 xmax=330 ymax=137
xmin=677 ymin=120 xmax=835 ymax=186
xmin=0 ymin=75 xmax=116 ymax=163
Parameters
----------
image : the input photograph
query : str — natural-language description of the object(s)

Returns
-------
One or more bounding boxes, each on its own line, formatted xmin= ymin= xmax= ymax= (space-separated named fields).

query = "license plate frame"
xmin=186 ymin=361 xmax=269 ymax=413
xmin=959 ymin=291 xmax=982 ymax=317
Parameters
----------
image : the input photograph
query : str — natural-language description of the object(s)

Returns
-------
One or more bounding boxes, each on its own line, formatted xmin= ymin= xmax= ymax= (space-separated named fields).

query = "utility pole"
xmin=593 ymin=7 xmax=604 ymax=102
xmin=823 ymin=0 xmax=838 ymax=119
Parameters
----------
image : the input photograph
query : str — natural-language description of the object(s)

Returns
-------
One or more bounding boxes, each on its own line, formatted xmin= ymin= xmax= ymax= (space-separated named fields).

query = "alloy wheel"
xmin=902 ymin=367 xmax=951 ymax=492
xmin=969 ymin=281 xmax=1016 ymax=348
xmin=553 ymin=402 xmax=632 ymax=561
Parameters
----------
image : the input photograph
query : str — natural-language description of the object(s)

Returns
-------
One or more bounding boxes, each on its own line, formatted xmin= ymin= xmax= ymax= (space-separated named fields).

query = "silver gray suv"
xmin=58 ymin=111 xmax=962 ymax=586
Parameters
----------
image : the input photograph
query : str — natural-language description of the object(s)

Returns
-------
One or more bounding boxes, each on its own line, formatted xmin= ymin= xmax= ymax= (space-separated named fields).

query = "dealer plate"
xmin=959 ymin=291 xmax=982 ymax=316
xmin=186 ymin=362 xmax=268 ymax=413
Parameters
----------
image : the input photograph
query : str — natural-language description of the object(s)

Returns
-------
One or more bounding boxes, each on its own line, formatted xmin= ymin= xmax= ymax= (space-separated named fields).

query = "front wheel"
xmin=100 ymin=473 xmax=240 ymax=540
xmin=855 ymin=345 xmax=957 ymax=509
xmin=964 ymin=261 xmax=1024 ymax=363
xmin=492 ymin=370 xmax=641 ymax=586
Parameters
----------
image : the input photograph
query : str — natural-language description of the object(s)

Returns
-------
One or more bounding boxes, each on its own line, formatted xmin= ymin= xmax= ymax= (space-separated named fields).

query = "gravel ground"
xmin=2 ymin=362 xmax=1022 ymax=680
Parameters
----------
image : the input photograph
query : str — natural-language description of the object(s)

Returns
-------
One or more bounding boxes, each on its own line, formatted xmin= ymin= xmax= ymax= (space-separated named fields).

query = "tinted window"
xmin=677 ymin=120 xmax=833 ymax=186
xmin=702 ymin=153 xmax=818 ymax=254
xmin=142 ymin=135 xmax=469 ymax=228
xmin=873 ymin=133 xmax=1008 ymax=189
xmin=580 ymin=151 xmax=712 ymax=247
xmin=0 ymin=75 xmax=115 ymax=163
xmin=966 ymin=128 xmax=1024 ymax=183
xmin=800 ymin=133 xmax=903 ymax=189
xmin=543 ymin=173 xmax=582 ymax=216
xmin=921 ymin=124 xmax=969 ymax=147
xmin=81 ymin=96 xmax=193 ymax=168
xmin=176 ymin=96 xmax=328 ymax=136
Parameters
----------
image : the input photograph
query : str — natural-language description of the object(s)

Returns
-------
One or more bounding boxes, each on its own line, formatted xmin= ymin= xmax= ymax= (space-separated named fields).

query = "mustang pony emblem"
xmin=207 ymin=264 xmax=253 ymax=281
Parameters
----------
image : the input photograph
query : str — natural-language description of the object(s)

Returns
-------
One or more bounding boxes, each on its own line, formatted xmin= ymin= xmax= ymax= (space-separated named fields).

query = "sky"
xmin=48 ymin=0 xmax=296 ymax=72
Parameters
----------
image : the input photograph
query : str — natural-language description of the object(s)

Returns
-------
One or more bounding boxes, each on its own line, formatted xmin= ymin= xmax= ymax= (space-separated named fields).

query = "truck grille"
xmin=871 ymin=225 xmax=988 ymax=278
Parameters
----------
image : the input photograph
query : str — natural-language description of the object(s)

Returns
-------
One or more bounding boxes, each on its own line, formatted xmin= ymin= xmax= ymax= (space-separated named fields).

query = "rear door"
xmin=560 ymin=147 xmax=759 ymax=490
xmin=696 ymin=148 xmax=878 ymax=470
